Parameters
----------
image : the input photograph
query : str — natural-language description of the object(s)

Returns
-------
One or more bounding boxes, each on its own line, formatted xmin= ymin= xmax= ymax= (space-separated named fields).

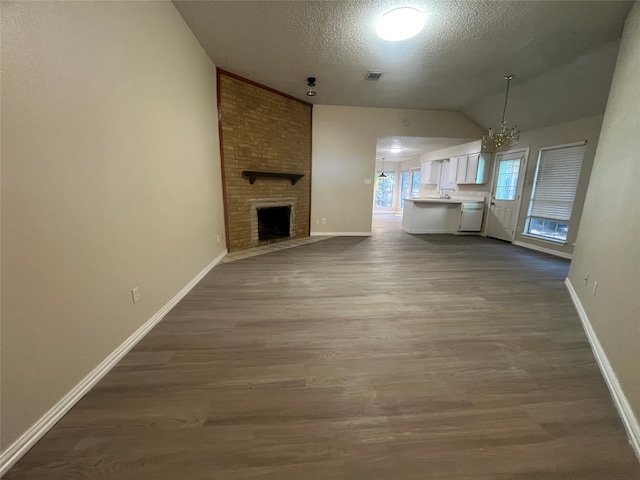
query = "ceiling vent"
xmin=365 ymin=70 xmax=384 ymax=81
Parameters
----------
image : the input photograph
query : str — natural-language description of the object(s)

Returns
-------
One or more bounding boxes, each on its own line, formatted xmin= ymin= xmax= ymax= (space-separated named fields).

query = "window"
xmin=399 ymin=171 xmax=410 ymax=209
xmin=495 ymin=159 xmax=520 ymax=200
xmin=525 ymin=143 xmax=585 ymax=243
xmin=410 ymin=168 xmax=421 ymax=198
xmin=375 ymin=172 xmax=395 ymax=208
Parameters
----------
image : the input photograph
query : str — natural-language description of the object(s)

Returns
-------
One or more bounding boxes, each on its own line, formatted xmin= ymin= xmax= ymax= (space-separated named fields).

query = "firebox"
xmin=257 ymin=206 xmax=291 ymax=241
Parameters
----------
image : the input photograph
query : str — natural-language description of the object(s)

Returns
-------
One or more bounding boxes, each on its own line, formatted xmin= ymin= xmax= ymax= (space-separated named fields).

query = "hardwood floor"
xmin=7 ymin=214 xmax=639 ymax=479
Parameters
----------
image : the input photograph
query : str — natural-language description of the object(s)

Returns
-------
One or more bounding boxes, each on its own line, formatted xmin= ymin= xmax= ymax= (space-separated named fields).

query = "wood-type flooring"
xmin=6 ymin=214 xmax=640 ymax=479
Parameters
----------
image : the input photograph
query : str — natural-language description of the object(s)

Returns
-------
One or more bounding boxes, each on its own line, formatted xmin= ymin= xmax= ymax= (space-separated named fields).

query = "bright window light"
xmin=376 ymin=7 xmax=425 ymax=41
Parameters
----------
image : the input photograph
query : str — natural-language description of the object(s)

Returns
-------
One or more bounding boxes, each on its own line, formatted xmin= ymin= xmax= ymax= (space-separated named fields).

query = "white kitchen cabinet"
xmin=455 ymin=156 xmax=468 ymax=183
xmin=447 ymin=157 xmax=458 ymax=183
xmin=455 ymin=153 xmax=489 ymax=184
xmin=458 ymin=202 xmax=484 ymax=231
xmin=466 ymin=154 xmax=479 ymax=183
xmin=421 ymin=161 xmax=439 ymax=185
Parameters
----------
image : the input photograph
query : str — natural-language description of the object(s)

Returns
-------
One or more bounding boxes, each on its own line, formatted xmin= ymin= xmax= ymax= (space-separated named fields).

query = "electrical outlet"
xmin=593 ymin=281 xmax=598 ymax=296
xmin=131 ymin=287 xmax=141 ymax=304
xmin=321 ymin=218 xmax=327 ymax=225
xmin=217 ymin=234 xmax=221 ymax=243
xmin=584 ymin=274 xmax=589 ymax=286
xmin=315 ymin=219 xmax=320 ymax=225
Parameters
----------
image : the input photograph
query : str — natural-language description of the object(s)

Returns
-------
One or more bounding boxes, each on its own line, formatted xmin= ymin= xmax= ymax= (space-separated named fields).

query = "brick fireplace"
xmin=217 ymin=70 xmax=312 ymax=252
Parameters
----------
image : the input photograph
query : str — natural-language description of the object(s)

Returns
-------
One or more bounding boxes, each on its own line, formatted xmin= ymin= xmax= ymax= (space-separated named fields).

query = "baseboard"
xmin=514 ymin=240 xmax=572 ymax=259
xmin=310 ymin=232 xmax=371 ymax=236
xmin=401 ymin=227 xmax=451 ymax=234
xmin=0 ymin=249 xmax=227 ymax=477
xmin=565 ymin=278 xmax=640 ymax=461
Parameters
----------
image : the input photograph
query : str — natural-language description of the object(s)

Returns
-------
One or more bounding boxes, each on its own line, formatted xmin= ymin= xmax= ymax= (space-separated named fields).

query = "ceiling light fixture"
xmin=376 ymin=7 xmax=425 ymax=41
xmin=378 ymin=158 xmax=387 ymax=178
xmin=306 ymin=77 xmax=317 ymax=97
xmin=483 ymin=75 xmax=520 ymax=150
xmin=390 ymin=147 xmax=403 ymax=153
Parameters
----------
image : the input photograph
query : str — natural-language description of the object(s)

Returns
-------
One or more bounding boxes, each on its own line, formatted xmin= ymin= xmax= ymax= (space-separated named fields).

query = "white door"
xmin=486 ymin=151 xmax=526 ymax=242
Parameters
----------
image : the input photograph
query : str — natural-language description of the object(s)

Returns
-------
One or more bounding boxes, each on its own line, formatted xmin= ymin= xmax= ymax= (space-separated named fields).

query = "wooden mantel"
xmin=242 ymin=170 xmax=305 ymax=185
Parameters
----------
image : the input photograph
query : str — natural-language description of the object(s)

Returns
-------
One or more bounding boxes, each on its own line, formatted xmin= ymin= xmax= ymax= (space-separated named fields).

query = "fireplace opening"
xmin=257 ymin=206 xmax=291 ymax=241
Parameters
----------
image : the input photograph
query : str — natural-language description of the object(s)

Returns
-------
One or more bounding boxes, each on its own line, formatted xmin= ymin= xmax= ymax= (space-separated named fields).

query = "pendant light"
xmin=378 ymin=158 xmax=387 ymax=178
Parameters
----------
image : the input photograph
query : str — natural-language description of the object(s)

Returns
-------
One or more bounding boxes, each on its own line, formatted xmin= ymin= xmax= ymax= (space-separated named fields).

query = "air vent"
xmin=365 ymin=70 xmax=384 ymax=81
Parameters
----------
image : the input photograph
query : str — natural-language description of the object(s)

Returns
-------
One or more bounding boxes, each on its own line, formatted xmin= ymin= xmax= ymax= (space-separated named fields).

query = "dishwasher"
xmin=458 ymin=202 xmax=484 ymax=232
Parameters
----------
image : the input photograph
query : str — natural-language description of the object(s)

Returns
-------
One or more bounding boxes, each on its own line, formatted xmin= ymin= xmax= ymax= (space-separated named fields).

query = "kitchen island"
xmin=402 ymin=198 xmax=484 ymax=234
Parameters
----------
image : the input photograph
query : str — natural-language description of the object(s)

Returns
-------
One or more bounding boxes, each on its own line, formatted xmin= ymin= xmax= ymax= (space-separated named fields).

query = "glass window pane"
xmin=495 ymin=159 xmax=520 ymax=200
xmin=400 ymin=172 xmax=410 ymax=209
xmin=528 ymin=218 xmax=543 ymax=235
xmin=527 ymin=217 xmax=568 ymax=242
xmin=375 ymin=173 xmax=395 ymax=208
xmin=411 ymin=171 xmax=421 ymax=198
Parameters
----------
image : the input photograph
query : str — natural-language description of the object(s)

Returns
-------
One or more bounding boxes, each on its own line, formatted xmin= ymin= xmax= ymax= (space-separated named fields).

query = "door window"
xmin=495 ymin=159 xmax=521 ymax=200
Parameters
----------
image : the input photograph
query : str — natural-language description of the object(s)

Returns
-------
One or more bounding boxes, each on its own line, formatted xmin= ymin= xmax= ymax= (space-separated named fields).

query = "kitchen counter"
xmin=407 ymin=198 xmax=468 ymax=204
xmin=402 ymin=198 xmax=484 ymax=234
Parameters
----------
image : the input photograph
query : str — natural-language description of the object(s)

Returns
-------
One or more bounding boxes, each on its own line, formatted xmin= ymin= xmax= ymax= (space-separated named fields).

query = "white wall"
xmin=400 ymin=157 xmax=421 ymax=171
xmin=568 ymin=2 xmax=640 ymax=430
xmin=311 ymin=106 xmax=484 ymax=234
xmin=419 ymin=139 xmax=486 ymax=163
xmin=1 ymin=1 xmax=225 ymax=454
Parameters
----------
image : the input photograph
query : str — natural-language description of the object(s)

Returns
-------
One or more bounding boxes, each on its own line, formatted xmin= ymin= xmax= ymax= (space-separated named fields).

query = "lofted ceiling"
xmin=174 ymin=0 xmax=633 ymax=132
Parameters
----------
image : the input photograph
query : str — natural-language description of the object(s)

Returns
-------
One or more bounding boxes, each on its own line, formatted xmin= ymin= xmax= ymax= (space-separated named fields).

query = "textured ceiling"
xmin=174 ymin=0 xmax=633 ymax=131
xmin=376 ymin=136 xmax=475 ymax=162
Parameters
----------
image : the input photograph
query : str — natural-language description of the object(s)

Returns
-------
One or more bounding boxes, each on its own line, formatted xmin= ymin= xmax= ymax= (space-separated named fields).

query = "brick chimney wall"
xmin=218 ymin=70 xmax=312 ymax=252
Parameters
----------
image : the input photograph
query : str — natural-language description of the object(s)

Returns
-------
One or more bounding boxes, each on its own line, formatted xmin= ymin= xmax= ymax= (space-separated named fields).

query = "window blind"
xmin=529 ymin=144 xmax=585 ymax=221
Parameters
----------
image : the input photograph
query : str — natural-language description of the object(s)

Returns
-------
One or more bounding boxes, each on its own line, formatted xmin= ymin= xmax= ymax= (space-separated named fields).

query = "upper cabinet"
xmin=448 ymin=157 xmax=459 ymax=183
xmin=451 ymin=153 xmax=489 ymax=184
xmin=455 ymin=156 xmax=468 ymax=183
xmin=421 ymin=161 xmax=440 ymax=185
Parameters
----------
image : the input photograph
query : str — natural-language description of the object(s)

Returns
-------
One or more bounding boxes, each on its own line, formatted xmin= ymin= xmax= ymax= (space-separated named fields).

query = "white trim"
xmin=538 ymin=139 xmax=587 ymax=152
xmin=485 ymin=147 xmax=529 ymax=241
xmin=514 ymin=240 xmax=572 ymax=259
xmin=401 ymin=227 xmax=451 ymax=234
xmin=521 ymin=232 xmax=567 ymax=246
xmin=565 ymin=278 xmax=640 ymax=461
xmin=0 ymin=250 xmax=227 ymax=477
xmin=310 ymin=231 xmax=371 ymax=237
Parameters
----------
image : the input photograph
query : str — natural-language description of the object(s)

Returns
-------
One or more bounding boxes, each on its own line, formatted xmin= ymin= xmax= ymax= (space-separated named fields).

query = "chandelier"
xmin=483 ymin=75 xmax=519 ymax=150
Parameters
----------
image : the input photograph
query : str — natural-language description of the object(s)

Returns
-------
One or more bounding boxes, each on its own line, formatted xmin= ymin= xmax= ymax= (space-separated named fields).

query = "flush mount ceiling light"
xmin=483 ymin=75 xmax=520 ymax=150
xmin=390 ymin=147 xmax=403 ymax=153
xmin=376 ymin=7 xmax=425 ymax=41
xmin=306 ymin=77 xmax=317 ymax=97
